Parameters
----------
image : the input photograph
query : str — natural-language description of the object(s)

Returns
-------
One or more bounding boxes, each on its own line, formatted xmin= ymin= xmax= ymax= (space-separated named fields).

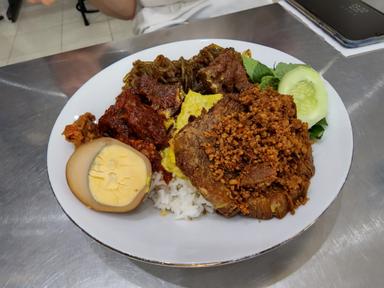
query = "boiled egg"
xmin=66 ymin=137 xmax=151 ymax=212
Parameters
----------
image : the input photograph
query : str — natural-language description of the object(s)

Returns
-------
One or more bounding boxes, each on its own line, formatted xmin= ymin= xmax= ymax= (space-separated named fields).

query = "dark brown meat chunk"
xmin=198 ymin=49 xmax=252 ymax=94
xmin=98 ymin=89 xmax=168 ymax=148
xmin=132 ymin=74 xmax=182 ymax=116
xmin=62 ymin=112 xmax=100 ymax=147
xmin=189 ymin=44 xmax=226 ymax=69
xmin=123 ymin=44 xmax=226 ymax=93
xmin=124 ymin=44 xmax=251 ymax=96
xmin=174 ymin=86 xmax=314 ymax=219
xmin=124 ymin=55 xmax=181 ymax=88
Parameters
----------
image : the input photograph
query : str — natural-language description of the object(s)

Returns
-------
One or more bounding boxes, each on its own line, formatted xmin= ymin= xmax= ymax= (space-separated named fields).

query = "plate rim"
xmin=47 ymin=38 xmax=354 ymax=267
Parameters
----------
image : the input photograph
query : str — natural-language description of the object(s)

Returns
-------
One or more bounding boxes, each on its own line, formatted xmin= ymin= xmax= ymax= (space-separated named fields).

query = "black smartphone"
xmin=286 ymin=0 xmax=384 ymax=48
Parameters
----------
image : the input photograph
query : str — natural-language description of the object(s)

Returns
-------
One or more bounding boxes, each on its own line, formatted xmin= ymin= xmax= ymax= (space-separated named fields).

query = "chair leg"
xmin=76 ymin=1 xmax=90 ymax=26
xmin=76 ymin=0 xmax=99 ymax=26
xmin=6 ymin=0 xmax=23 ymax=22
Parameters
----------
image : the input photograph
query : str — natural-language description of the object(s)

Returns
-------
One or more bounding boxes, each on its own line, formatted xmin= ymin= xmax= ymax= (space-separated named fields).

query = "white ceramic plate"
xmin=47 ymin=39 xmax=353 ymax=267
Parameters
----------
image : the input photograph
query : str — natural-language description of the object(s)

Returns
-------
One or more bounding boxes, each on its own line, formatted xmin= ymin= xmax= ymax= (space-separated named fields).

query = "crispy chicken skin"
xmin=174 ymin=96 xmax=243 ymax=216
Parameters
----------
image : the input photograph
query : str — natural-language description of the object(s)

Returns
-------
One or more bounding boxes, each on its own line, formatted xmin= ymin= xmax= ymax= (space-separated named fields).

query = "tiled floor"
xmin=0 ymin=0 xmax=135 ymax=67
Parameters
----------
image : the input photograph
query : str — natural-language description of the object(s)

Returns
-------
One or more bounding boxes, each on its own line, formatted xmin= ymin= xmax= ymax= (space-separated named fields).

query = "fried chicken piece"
xmin=175 ymin=85 xmax=314 ymax=219
xmin=174 ymin=96 xmax=243 ymax=217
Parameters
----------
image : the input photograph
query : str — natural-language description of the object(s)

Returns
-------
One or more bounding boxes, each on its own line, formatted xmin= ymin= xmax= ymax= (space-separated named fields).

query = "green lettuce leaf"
xmin=259 ymin=75 xmax=280 ymax=90
xmin=309 ymin=118 xmax=328 ymax=140
xmin=242 ymin=55 xmax=273 ymax=83
xmin=274 ymin=62 xmax=306 ymax=79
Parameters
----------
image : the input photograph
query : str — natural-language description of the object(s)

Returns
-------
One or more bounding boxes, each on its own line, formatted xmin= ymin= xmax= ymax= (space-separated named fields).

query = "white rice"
xmin=149 ymin=173 xmax=214 ymax=220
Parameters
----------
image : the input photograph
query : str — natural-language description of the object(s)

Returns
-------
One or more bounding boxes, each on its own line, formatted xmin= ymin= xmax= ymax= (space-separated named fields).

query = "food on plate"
xmin=174 ymin=90 xmax=223 ymax=132
xmin=241 ymin=57 xmax=329 ymax=139
xmin=63 ymin=112 xmax=100 ymax=147
xmin=63 ymin=43 xmax=328 ymax=219
xmin=66 ymin=137 xmax=151 ymax=212
xmin=63 ymin=45 xmax=249 ymax=183
xmin=124 ymin=44 xmax=225 ymax=93
xmin=174 ymin=86 xmax=314 ymax=219
xmin=125 ymin=74 xmax=183 ymax=118
xmin=198 ymin=49 xmax=252 ymax=93
xmin=150 ymin=173 xmax=214 ymax=219
xmin=278 ymin=66 xmax=328 ymax=128
xmin=160 ymin=141 xmax=185 ymax=179
xmin=161 ymin=90 xmax=223 ymax=179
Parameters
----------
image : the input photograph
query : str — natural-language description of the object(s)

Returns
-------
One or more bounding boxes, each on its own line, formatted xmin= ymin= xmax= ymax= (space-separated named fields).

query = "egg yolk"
xmin=88 ymin=144 xmax=148 ymax=207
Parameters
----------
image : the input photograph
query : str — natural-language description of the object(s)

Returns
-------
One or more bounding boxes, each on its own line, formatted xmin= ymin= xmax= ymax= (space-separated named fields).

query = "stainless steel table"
xmin=1 ymin=4 xmax=383 ymax=287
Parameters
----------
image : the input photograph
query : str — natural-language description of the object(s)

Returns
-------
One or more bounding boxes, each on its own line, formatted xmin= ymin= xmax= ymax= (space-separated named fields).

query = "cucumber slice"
xmin=278 ymin=66 xmax=328 ymax=128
